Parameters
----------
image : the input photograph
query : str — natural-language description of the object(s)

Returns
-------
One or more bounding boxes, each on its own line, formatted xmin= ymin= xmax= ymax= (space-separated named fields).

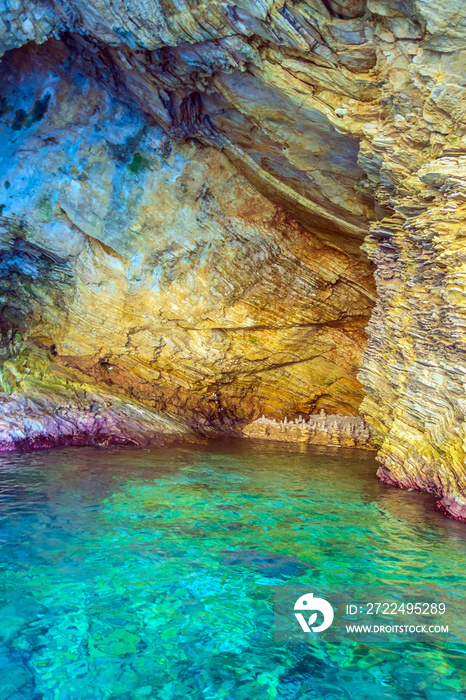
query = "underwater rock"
xmin=222 ymin=548 xmax=311 ymax=579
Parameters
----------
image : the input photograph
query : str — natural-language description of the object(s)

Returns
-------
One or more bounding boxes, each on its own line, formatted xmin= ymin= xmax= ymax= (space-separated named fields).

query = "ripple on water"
xmin=0 ymin=440 xmax=465 ymax=699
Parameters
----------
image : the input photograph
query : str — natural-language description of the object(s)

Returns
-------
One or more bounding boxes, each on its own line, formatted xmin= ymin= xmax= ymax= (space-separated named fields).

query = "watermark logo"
xmin=294 ymin=592 xmax=334 ymax=633
xmin=274 ymin=586 xmax=460 ymax=643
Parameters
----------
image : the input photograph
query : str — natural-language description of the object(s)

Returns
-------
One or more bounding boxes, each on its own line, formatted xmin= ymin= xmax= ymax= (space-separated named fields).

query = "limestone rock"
xmin=242 ymin=412 xmax=373 ymax=448
xmin=0 ymin=38 xmax=374 ymax=441
xmin=0 ymin=379 xmax=196 ymax=450
xmin=2 ymin=0 xmax=466 ymax=519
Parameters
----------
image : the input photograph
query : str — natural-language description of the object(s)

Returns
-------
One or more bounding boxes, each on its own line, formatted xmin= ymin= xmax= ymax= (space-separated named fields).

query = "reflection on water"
xmin=0 ymin=440 xmax=465 ymax=698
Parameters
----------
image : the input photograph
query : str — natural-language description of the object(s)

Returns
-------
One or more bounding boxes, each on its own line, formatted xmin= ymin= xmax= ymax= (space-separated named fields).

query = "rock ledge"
xmin=242 ymin=412 xmax=373 ymax=449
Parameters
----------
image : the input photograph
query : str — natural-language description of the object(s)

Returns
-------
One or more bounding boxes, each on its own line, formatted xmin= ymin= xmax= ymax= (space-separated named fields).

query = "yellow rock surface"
xmin=2 ymin=0 xmax=466 ymax=518
xmin=0 ymin=40 xmax=374 ymax=438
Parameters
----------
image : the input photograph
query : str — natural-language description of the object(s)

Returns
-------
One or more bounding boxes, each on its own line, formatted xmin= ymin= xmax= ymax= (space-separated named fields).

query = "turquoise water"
xmin=0 ymin=440 xmax=465 ymax=699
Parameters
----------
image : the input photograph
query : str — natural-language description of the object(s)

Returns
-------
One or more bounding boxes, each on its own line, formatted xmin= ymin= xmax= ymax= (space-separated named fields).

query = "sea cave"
xmin=1 ymin=1 xmax=466 ymax=697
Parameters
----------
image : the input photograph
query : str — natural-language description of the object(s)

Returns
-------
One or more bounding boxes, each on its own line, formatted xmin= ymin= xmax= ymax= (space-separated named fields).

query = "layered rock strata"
xmin=0 ymin=38 xmax=375 ymax=445
xmin=360 ymin=170 xmax=466 ymax=521
xmin=355 ymin=8 xmax=466 ymax=520
xmin=1 ymin=1 xmax=466 ymax=517
xmin=0 ymin=2 xmax=378 ymax=258
xmin=0 ymin=380 xmax=196 ymax=450
xmin=242 ymin=412 xmax=373 ymax=448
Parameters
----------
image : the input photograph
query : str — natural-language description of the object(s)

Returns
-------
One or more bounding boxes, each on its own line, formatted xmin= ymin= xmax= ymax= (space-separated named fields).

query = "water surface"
xmin=0 ymin=440 xmax=465 ymax=699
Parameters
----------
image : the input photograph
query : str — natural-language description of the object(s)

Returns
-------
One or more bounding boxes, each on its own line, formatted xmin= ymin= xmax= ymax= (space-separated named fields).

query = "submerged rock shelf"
xmin=242 ymin=412 xmax=373 ymax=449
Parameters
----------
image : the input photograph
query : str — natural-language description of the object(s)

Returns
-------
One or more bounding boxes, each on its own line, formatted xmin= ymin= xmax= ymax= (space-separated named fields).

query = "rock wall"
xmin=1 ymin=1 xmax=466 ymax=517
xmin=1 ymin=1 xmax=378 ymax=258
xmin=0 ymin=38 xmax=374 ymax=444
xmin=0 ymin=384 xmax=197 ymax=450
xmin=242 ymin=412 xmax=373 ymax=448
xmin=355 ymin=4 xmax=466 ymax=520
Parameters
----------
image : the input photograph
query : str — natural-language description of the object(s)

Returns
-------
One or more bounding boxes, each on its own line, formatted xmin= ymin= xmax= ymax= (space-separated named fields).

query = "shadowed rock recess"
xmin=1 ymin=1 xmax=466 ymax=518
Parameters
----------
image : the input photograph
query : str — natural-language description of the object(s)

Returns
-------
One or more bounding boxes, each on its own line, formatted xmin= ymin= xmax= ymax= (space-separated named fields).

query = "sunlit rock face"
xmin=0 ymin=39 xmax=375 ymax=441
xmin=356 ymin=1 xmax=466 ymax=520
xmin=2 ymin=0 xmax=466 ymax=518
